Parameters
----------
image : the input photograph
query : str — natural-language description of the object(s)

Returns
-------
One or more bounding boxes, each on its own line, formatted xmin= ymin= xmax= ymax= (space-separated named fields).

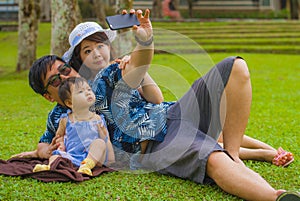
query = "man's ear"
xmin=43 ymin=93 xmax=55 ymax=102
xmin=64 ymin=99 xmax=72 ymax=108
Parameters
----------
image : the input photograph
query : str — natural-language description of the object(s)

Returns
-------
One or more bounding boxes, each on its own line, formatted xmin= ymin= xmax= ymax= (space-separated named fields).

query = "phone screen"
xmin=106 ymin=14 xmax=140 ymax=30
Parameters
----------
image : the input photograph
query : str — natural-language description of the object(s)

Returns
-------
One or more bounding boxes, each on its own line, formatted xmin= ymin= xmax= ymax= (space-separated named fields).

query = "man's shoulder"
xmin=48 ymin=104 xmax=68 ymax=120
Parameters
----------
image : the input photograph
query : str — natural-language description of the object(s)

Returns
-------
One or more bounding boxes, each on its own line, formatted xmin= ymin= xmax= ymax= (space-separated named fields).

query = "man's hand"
xmin=37 ymin=135 xmax=61 ymax=159
xmin=55 ymin=135 xmax=65 ymax=151
xmin=11 ymin=135 xmax=62 ymax=159
xmin=11 ymin=150 xmax=38 ymax=158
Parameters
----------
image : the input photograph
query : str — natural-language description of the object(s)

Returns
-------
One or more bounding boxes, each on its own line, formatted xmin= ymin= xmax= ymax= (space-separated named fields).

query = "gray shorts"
xmin=143 ymin=56 xmax=238 ymax=184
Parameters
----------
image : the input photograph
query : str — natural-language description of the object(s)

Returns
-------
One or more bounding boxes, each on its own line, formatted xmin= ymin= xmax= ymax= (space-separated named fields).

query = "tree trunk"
xmin=92 ymin=0 xmax=107 ymax=28
xmin=17 ymin=0 xmax=40 ymax=72
xmin=40 ymin=0 xmax=51 ymax=21
xmin=187 ymin=0 xmax=193 ymax=18
xmin=152 ymin=0 xmax=162 ymax=18
xmin=290 ymin=0 xmax=299 ymax=19
xmin=114 ymin=0 xmax=133 ymax=58
xmin=51 ymin=0 xmax=81 ymax=57
xmin=116 ymin=0 xmax=133 ymax=12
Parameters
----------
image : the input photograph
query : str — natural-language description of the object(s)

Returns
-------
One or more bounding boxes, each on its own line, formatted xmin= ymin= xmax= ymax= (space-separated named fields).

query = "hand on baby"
xmin=11 ymin=150 xmax=38 ymax=158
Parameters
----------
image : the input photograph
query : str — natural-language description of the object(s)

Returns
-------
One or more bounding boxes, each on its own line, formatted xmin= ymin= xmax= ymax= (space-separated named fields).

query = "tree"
xmin=187 ymin=0 xmax=194 ymax=18
xmin=51 ymin=0 xmax=81 ymax=56
xmin=287 ymin=0 xmax=300 ymax=19
xmin=92 ymin=0 xmax=107 ymax=28
xmin=17 ymin=0 xmax=40 ymax=71
xmin=152 ymin=0 xmax=162 ymax=18
xmin=116 ymin=0 xmax=132 ymax=12
xmin=40 ymin=0 xmax=51 ymax=21
xmin=113 ymin=0 xmax=133 ymax=57
xmin=290 ymin=0 xmax=299 ymax=19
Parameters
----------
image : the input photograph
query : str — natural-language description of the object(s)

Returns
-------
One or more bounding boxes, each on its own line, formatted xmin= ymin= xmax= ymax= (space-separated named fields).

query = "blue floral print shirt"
xmin=39 ymin=104 xmax=68 ymax=144
xmin=92 ymin=63 xmax=174 ymax=151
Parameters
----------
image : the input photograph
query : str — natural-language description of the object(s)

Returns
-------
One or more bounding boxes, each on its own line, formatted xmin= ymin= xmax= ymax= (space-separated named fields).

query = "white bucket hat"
xmin=63 ymin=22 xmax=117 ymax=62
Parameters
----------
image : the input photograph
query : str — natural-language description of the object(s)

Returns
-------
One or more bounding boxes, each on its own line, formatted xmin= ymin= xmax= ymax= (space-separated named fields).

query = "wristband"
xmin=135 ymin=35 xmax=153 ymax=46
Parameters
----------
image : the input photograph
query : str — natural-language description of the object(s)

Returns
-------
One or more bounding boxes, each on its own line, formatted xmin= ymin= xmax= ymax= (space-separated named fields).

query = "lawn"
xmin=0 ymin=21 xmax=299 ymax=200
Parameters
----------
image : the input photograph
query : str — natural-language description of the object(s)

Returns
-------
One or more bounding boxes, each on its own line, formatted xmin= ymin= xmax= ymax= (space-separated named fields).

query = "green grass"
xmin=153 ymin=21 xmax=300 ymax=54
xmin=0 ymin=21 xmax=299 ymax=200
xmin=0 ymin=23 xmax=51 ymax=75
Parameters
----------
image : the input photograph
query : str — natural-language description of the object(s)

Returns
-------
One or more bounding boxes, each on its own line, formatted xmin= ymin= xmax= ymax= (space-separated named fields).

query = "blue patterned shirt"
xmin=39 ymin=104 xmax=68 ymax=144
xmin=92 ymin=63 xmax=174 ymax=151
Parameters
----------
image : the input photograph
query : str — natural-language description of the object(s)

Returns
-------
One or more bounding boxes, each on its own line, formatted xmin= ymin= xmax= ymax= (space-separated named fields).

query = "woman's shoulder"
xmin=102 ymin=62 xmax=120 ymax=76
xmin=93 ymin=63 xmax=122 ymax=85
xmin=96 ymin=63 xmax=119 ymax=76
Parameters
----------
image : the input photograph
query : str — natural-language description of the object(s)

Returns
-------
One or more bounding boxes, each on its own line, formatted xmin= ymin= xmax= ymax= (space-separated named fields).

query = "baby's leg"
xmin=77 ymin=139 xmax=106 ymax=176
xmin=105 ymin=140 xmax=115 ymax=165
xmin=33 ymin=155 xmax=60 ymax=172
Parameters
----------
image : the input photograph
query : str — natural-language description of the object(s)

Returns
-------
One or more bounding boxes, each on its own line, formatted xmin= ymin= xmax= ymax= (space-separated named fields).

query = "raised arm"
xmin=118 ymin=56 xmax=163 ymax=104
xmin=121 ymin=9 xmax=154 ymax=89
xmin=138 ymin=73 xmax=164 ymax=104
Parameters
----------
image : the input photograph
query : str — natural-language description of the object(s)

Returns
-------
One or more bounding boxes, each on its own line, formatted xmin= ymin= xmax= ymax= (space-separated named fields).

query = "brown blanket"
xmin=0 ymin=157 xmax=114 ymax=182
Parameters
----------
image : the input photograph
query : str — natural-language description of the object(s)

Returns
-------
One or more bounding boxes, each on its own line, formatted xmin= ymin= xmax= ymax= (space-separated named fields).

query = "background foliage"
xmin=0 ymin=21 xmax=299 ymax=200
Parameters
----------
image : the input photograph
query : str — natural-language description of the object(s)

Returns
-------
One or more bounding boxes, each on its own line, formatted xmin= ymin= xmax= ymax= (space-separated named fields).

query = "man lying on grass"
xmin=11 ymin=9 xmax=300 ymax=201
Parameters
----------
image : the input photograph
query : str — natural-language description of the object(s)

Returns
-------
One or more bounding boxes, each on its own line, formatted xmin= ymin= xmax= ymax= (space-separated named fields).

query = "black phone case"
xmin=106 ymin=14 xmax=140 ymax=30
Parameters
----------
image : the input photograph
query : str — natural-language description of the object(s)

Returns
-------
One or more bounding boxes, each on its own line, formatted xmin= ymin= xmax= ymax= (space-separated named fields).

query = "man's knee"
xmin=206 ymin=151 xmax=233 ymax=182
xmin=232 ymin=58 xmax=250 ymax=82
xmin=206 ymin=152 xmax=223 ymax=176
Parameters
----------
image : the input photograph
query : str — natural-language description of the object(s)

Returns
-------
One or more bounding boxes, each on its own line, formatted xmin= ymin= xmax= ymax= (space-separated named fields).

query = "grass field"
xmin=0 ymin=21 xmax=299 ymax=200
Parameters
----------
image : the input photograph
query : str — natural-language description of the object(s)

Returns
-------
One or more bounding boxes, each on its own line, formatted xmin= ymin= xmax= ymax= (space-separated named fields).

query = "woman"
xmin=64 ymin=16 xmax=293 ymax=168
xmin=11 ymin=7 xmax=297 ymax=200
xmin=61 ymin=9 xmax=298 ymax=200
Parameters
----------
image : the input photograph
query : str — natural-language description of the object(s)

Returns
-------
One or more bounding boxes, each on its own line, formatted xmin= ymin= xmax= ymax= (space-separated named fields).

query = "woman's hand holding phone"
xmin=106 ymin=9 xmax=153 ymax=45
xmin=132 ymin=9 xmax=153 ymax=44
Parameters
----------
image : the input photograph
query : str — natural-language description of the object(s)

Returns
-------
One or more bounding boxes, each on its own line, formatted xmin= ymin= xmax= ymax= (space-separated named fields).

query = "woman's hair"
xmin=68 ymin=32 xmax=116 ymax=80
xmin=29 ymin=55 xmax=65 ymax=95
xmin=58 ymin=77 xmax=88 ymax=108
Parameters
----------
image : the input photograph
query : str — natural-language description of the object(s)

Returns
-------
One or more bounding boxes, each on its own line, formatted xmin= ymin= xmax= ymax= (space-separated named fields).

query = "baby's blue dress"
xmin=53 ymin=113 xmax=106 ymax=167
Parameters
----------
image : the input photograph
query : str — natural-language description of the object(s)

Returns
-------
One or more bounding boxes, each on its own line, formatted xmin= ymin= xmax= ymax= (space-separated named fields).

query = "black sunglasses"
xmin=43 ymin=63 xmax=72 ymax=93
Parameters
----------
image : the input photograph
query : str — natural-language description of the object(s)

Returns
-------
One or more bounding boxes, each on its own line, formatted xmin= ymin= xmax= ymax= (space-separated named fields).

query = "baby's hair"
xmin=58 ymin=77 xmax=89 ymax=108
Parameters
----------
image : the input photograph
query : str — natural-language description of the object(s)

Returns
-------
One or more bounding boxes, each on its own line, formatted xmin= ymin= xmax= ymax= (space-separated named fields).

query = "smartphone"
xmin=106 ymin=14 xmax=140 ymax=30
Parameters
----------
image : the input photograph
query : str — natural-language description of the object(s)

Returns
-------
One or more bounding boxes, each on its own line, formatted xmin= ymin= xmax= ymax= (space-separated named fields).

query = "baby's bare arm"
xmin=55 ymin=118 xmax=67 ymax=151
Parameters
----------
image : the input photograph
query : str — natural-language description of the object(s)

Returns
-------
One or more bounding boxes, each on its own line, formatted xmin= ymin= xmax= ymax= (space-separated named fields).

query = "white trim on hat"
xmin=63 ymin=22 xmax=116 ymax=63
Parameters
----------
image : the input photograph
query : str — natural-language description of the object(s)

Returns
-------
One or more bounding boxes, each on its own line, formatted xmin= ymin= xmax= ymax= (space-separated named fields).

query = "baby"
xmin=33 ymin=77 xmax=114 ymax=175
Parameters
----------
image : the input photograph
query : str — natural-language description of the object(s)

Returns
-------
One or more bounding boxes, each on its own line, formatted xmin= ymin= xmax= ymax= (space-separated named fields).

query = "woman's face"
xmin=80 ymin=39 xmax=111 ymax=75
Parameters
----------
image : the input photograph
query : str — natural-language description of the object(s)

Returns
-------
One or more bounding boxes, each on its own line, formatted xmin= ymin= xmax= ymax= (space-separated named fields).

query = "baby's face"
xmin=71 ymin=81 xmax=96 ymax=110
